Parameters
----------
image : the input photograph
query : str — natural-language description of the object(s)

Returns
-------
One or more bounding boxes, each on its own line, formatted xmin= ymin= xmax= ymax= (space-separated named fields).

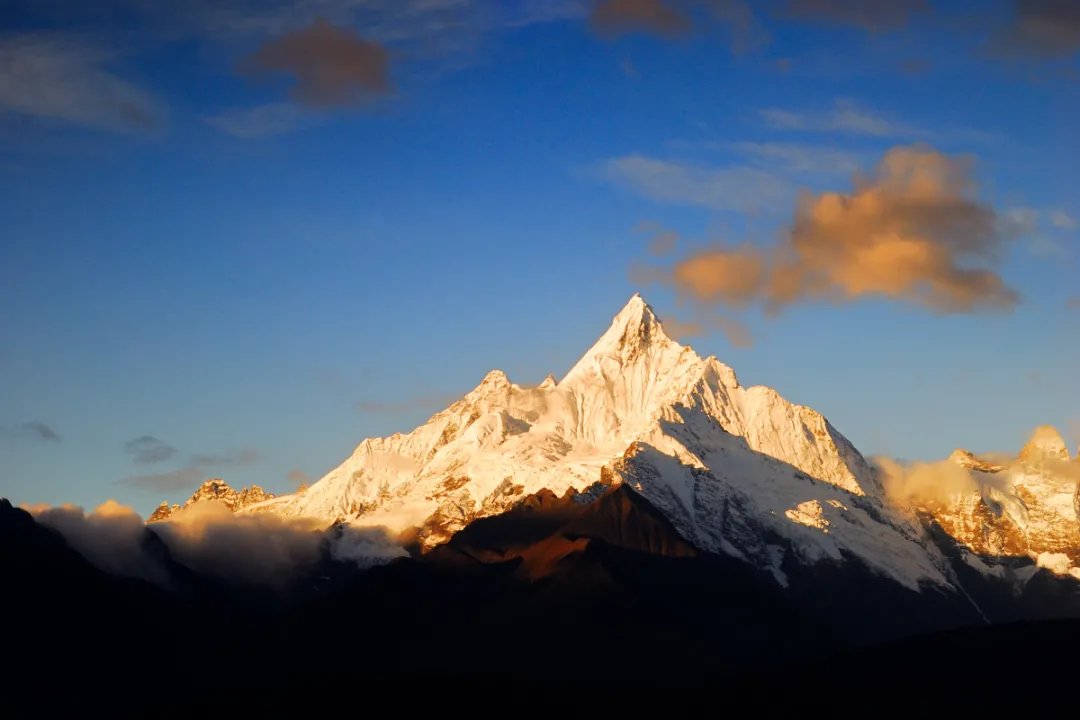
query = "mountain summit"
xmin=248 ymin=295 xmax=954 ymax=592
xmin=149 ymin=478 xmax=274 ymax=521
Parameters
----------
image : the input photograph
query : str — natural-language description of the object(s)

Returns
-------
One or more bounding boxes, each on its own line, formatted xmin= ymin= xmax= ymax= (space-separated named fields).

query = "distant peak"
xmin=613 ymin=292 xmax=653 ymax=320
xmin=467 ymin=369 xmax=512 ymax=396
xmin=949 ymin=448 xmax=1002 ymax=473
xmin=606 ymin=294 xmax=666 ymax=341
xmin=146 ymin=478 xmax=274 ymax=521
xmin=1019 ymin=425 xmax=1070 ymax=462
xmin=560 ymin=295 xmax=681 ymax=385
xmin=538 ymin=373 xmax=557 ymax=390
xmin=480 ymin=368 xmax=509 ymax=384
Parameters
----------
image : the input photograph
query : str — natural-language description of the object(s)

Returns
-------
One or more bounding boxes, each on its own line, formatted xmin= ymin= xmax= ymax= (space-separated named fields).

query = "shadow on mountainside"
xmin=921 ymin=513 xmax=1080 ymax=622
xmin=4 ymin=486 xmax=1080 ymax=712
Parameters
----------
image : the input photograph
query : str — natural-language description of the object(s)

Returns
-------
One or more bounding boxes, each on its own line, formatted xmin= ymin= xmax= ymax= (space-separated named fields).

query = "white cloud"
xmin=727 ymin=141 xmax=860 ymax=174
xmin=600 ymin=154 xmax=791 ymax=212
xmin=205 ymin=102 xmax=308 ymax=138
xmin=760 ymin=98 xmax=916 ymax=137
xmin=0 ymin=33 xmax=161 ymax=132
xmin=1050 ymin=210 xmax=1078 ymax=231
xmin=1006 ymin=206 xmax=1076 ymax=258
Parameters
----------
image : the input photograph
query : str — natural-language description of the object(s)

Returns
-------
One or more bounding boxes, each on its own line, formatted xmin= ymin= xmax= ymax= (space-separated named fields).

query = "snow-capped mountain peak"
xmin=148 ymin=478 xmax=274 ymax=522
xmin=245 ymin=294 xmax=955 ymax=593
xmin=564 ymin=293 xmax=671 ymax=374
xmin=932 ymin=426 xmax=1080 ymax=580
xmin=1019 ymin=425 xmax=1071 ymax=463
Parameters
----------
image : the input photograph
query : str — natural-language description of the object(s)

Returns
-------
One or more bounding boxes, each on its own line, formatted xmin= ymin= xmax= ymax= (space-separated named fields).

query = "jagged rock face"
xmin=931 ymin=427 xmax=1080 ymax=574
xmin=246 ymin=295 xmax=955 ymax=593
xmin=147 ymin=479 xmax=275 ymax=522
xmin=148 ymin=502 xmax=180 ymax=522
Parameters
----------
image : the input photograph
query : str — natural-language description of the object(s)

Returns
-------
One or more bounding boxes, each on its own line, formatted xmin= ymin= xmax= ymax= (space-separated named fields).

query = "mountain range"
xmin=178 ymin=295 xmax=1080 ymax=599
xmin=5 ymin=295 xmax=1080 ymax=700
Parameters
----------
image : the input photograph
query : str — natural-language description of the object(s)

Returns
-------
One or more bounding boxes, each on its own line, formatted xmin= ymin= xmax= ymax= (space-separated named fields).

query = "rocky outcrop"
xmin=147 ymin=478 xmax=275 ymax=522
xmin=930 ymin=426 xmax=1080 ymax=576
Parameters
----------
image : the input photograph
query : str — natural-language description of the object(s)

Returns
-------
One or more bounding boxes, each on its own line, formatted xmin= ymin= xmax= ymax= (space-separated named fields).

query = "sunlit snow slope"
xmin=248 ymin=295 xmax=953 ymax=590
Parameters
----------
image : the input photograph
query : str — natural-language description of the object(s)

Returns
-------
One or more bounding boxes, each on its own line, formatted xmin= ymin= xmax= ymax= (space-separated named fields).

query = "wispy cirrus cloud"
xmin=600 ymin=139 xmax=860 ymax=214
xmin=599 ymin=154 xmax=791 ymax=213
xmin=1005 ymin=206 xmax=1077 ymax=258
xmin=1050 ymin=210 xmax=1077 ymax=230
xmin=760 ymin=98 xmax=918 ymax=137
xmin=190 ymin=448 xmax=260 ymax=468
xmin=726 ymin=141 xmax=861 ymax=174
xmin=123 ymin=435 xmax=176 ymax=464
xmin=117 ymin=446 xmax=260 ymax=491
xmin=1 ymin=421 xmax=62 ymax=444
xmin=0 ymin=33 xmax=162 ymax=132
xmin=204 ymin=102 xmax=307 ymax=138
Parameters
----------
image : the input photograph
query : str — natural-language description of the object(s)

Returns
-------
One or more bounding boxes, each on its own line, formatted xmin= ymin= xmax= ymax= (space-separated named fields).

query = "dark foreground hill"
xmin=6 ymin=486 xmax=1080 ymax=714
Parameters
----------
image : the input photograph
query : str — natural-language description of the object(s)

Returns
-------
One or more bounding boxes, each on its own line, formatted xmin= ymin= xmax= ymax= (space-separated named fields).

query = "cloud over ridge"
xmin=642 ymin=144 xmax=1019 ymax=320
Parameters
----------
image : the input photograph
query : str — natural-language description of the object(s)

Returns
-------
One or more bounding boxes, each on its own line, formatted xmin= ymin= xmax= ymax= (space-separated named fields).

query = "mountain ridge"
xmin=143 ymin=296 xmax=1078 ymax=605
xmin=242 ymin=295 xmax=959 ymax=594
xmin=148 ymin=478 xmax=274 ymax=522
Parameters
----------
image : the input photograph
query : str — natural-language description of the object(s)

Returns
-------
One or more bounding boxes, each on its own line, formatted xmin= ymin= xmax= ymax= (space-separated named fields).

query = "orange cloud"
xmin=590 ymin=0 xmax=691 ymax=37
xmin=243 ymin=19 xmax=391 ymax=107
xmin=658 ymin=311 xmax=752 ymax=347
xmin=650 ymin=145 xmax=1018 ymax=318
xmin=671 ymin=244 xmax=766 ymax=307
xmin=782 ymin=0 xmax=930 ymax=32
xmin=995 ymin=0 xmax=1080 ymax=58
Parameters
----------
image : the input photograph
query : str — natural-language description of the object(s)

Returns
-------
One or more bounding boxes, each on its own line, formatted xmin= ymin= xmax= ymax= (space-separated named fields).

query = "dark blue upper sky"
xmin=2 ymin=0 xmax=1078 ymax=513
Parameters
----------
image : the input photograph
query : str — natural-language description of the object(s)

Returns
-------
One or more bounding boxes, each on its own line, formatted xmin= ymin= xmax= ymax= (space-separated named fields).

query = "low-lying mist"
xmin=875 ymin=426 xmax=1080 ymax=511
xmin=27 ymin=499 xmax=407 ymax=588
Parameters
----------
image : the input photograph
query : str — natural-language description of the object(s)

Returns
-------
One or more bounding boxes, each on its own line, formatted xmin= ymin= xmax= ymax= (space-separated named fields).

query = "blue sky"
xmin=1 ymin=0 xmax=1078 ymax=514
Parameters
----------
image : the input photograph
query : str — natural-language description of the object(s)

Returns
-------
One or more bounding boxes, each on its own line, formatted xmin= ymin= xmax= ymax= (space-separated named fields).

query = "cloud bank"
xmin=31 ymin=500 xmax=166 ymax=582
xmin=28 ymin=499 xmax=406 ymax=587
